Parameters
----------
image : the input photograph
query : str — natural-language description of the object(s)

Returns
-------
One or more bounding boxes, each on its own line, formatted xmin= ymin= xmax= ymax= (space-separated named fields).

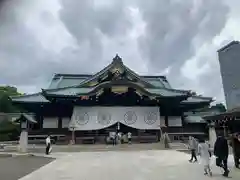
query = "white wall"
xmin=43 ymin=117 xmax=58 ymax=128
xmin=168 ymin=116 xmax=182 ymax=127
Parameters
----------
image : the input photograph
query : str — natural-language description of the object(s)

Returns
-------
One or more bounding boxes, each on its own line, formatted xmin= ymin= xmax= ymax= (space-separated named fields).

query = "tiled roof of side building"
xmin=10 ymin=93 xmax=49 ymax=103
xmin=181 ymin=96 xmax=213 ymax=104
xmin=184 ymin=108 xmax=220 ymax=123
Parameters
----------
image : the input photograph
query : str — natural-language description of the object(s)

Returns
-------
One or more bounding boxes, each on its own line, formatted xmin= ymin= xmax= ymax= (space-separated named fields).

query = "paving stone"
xmin=19 ymin=150 xmax=240 ymax=180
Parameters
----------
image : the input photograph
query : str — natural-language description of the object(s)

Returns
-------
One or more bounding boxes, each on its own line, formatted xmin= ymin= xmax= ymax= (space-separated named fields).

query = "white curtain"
xmin=43 ymin=117 xmax=58 ymax=128
xmin=168 ymin=116 xmax=182 ymax=127
xmin=70 ymin=106 xmax=161 ymax=130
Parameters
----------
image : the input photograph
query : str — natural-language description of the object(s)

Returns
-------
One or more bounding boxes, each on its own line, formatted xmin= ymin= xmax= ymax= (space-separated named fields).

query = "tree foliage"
xmin=0 ymin=86 xmax=22 ymax=113
xmin=0 ymin=119 xmax=20 ymax=141
xmin=211 ymin=103 xmax=226 ymax=112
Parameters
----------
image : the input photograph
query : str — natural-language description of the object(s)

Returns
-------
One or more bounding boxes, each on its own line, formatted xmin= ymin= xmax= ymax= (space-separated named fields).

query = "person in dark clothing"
xmin=214 ymin=134 xmax=229 ymax=177
xmin=231 ymin=133 xmax=240 ymax=168
xmin=45 ymin=135 xmax=51 ymax=155
xmin=188 ymin=136 xmax=198 ymax=162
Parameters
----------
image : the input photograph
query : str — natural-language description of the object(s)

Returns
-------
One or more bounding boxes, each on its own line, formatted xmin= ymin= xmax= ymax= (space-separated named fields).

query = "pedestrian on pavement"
xmin=111 ymin=131 xmax=117 ymax=146
xmin=198 ymin=139 xmax=212 ymax=176
xmin=214 ymin=133 xmax=229 ymax=177
xmin=117 ymin=132 xmax=123 ymax=144
xmin=188 ymin=136 xmax=198 ymax=162
xmin=231 ymin=133 xmax=240 ymax=169
xmin=45 ymin=135 xmax=51 ymax=155
xmin=127 ymin=132 xmax=132 ymax=144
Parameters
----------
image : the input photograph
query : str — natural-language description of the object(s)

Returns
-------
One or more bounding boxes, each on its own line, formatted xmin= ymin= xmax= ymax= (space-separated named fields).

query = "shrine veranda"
xmin=11 ymin=55 xmax=214 ymax=144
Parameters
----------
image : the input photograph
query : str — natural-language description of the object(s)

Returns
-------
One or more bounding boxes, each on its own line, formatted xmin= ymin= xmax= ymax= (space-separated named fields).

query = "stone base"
xmin=18 ymin=130 xmax=28 ymax=153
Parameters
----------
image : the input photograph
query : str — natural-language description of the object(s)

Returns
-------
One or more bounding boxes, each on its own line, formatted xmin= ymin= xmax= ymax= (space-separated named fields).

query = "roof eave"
xmin=10 ymin=92 xmax=50 ymax=103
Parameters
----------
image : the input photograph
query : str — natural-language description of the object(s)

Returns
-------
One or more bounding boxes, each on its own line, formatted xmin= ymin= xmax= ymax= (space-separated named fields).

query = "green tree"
xmin=211 ymin=103 xmax=226 ymax=112
xmin=0 ymin=86 xmax=23 ymax=113
xmin=0 ymin=119 xmax=20 ymax=141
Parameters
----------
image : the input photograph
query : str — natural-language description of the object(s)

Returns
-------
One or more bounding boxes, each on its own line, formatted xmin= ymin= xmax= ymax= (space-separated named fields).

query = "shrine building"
xmin=11 ymin=55 xmax=214 ymax=144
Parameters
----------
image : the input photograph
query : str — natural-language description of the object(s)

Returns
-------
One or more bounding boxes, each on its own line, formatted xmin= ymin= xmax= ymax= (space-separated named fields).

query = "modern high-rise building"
xmin=218 ymin=41 xmax=240 ymax=110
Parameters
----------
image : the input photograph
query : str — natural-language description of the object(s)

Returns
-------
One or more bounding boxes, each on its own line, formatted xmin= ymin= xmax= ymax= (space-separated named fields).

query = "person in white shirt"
xmin=117 ymin=132 xmax=122 ymax=144
xmin=127 ymin=132 xmax=132 ymax=144
xmin=198 ymin=139 xmax=212 ymax=176
xmin=45 ymin=135 xmax=51 ymax=155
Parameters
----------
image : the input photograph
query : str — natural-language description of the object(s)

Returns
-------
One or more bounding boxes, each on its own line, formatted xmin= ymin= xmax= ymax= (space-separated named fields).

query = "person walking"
xmin=231 ymin=133 xmax=240 ymax=169
xmin=188 ymin=136 xmax=198 ymax=162
xmin=111 ymin=131 xmax=117 ymax=146
xmin=127 ymin=132 xmax=132 ymax=144
xmin=214 ymin=133 xmax=229 ymax=177
xmin=45 ymin=135 xmax=51 ymax=155
xmin=198 ymin=139 xmax=212 ymax=176
xmin=117 ymin=132 xmax=123 ymax=144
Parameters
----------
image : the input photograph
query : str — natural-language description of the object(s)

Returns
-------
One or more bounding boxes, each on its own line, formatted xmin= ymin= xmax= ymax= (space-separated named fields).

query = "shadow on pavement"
xmin=0 ymin=156 xmax=54 ymax=180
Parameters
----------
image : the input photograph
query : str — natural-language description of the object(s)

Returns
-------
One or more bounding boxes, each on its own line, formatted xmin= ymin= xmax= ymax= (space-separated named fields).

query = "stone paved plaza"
xmin=19 ymin=150 xmax=240 ymax=180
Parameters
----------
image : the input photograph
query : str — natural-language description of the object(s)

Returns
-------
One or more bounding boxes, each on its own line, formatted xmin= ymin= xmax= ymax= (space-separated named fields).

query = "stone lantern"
xmin=14 ymin=113 xmax=37 ymax=153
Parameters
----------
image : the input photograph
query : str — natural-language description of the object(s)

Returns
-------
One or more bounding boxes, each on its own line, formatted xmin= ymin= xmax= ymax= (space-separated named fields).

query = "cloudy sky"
xmin=0 ymin=0 xmax=239 ymax=104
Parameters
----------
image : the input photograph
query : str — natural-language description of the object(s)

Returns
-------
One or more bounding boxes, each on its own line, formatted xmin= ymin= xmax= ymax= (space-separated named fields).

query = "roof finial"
xmin=113 ymin=54 xmax=123 ymax=64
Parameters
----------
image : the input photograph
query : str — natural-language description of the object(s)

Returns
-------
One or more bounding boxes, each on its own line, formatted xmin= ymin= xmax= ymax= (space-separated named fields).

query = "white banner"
xmin=70 ymin=106 xmax=161 ymax=130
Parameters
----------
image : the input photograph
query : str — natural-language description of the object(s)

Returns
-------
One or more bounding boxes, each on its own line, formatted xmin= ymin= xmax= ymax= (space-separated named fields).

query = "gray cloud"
xmin=0 ymin=0 xmax=232 ymax=102
xmin=134 ymin=0 xmax=229 ymax=102
xmin=137 ymin=0 xmax=229 ymax=71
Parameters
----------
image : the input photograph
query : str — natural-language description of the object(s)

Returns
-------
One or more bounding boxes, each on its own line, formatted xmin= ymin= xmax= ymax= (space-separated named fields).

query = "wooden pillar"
xmin=58 ymin=116 xmax=62 ymax=129
xmin=165 ymin=115 xmax=169 ymax=132
xmin=38 ymin=105 xmax=44 ymax=129
xmin=40 ymin=114 xmax=43 ymax=129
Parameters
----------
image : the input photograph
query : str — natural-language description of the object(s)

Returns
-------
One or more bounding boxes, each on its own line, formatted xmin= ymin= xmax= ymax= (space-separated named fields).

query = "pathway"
xmin=19 ymin=150 xmax=240 ymax=180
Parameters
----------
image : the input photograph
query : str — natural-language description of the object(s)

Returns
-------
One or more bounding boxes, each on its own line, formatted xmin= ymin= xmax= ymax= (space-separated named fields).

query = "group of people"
xmin=188 ymin=133 xmax=240 ymax=177
xmin=109 ymin=131 xmax=132 ymax=145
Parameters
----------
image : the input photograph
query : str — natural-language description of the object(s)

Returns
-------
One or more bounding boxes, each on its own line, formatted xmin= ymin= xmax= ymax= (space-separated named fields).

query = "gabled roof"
xmin=47 ymin=55 xmax=172 ymax=89
xmin=74 ymin=54 xmax=154 ymax=88
xmin=13 ymin=113 xmax=37 ymax=123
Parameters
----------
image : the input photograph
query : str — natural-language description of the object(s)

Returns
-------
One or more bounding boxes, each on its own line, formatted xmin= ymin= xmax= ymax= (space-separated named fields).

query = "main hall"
xmin=11 ymin=55 xmax=213 ymax=144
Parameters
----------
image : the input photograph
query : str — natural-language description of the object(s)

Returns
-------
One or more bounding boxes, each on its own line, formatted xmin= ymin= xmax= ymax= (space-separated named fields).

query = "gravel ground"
xmin=0 ymin=156 xmax=54 ymax=180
